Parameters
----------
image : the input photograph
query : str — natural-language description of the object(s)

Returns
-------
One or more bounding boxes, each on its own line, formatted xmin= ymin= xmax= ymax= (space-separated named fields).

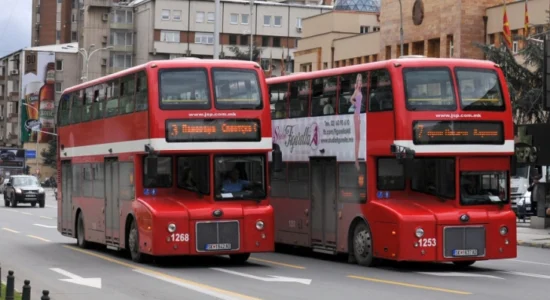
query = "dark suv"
xmin=4 ymin=175 xmax=46 ymax=208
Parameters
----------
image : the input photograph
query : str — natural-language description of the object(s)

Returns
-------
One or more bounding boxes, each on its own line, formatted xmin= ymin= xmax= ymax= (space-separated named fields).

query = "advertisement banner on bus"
xmin=0 ymin=148 xmax=25 ymax=169
xmin=272 ymin=113 xmax=366 ymax=161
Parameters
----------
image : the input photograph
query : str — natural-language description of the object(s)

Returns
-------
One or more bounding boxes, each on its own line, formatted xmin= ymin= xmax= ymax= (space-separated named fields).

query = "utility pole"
xmin=213 ymin=0 xmax=221 ymax=59
xmin=399 ymin=0 xmax=404 ymax=57
xmin=249 ymin=0 xmax=254 ymax=61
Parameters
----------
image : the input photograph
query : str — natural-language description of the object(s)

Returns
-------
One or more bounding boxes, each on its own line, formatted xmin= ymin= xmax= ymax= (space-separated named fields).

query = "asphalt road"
xmin=1 ymin=190 xmax=550 ymax=300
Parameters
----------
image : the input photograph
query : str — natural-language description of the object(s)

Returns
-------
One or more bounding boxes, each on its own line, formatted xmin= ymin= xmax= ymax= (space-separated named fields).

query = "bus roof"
xmin=266 ymin=58 xmax=500 ymax=85
xmin=62 ymin=59 xmax=262 ymax=94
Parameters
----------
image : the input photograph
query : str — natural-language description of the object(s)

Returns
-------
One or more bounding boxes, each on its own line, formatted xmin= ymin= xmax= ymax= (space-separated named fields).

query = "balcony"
xmin=111 ymin=44 xmax=134 ymax=53
xmin=89 ymin=0 xmax=111 ymax=7
xmin=7 ymin=71 xmax=19 ymax=81
xmin=8 ymin=113 xmax=18 ymax=123
xmin=110 ymin=22 xmax=133 ymax=30
xmin=8 ymin=132 xmax=18 ymax=141
xmin=0 ymin=74 xmax=5 ymax=81
xmin=0 ymin=95 xmax=4 ymax=101
xmin=8 ymin=92 xmax=19 ymax=101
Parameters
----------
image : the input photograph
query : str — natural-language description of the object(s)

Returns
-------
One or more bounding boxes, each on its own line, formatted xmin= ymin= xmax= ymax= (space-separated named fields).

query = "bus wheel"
xmin=128 ymin=220 xmax=146 ymax=263
xmin=229 ymin=253 xmax=250 ymax=264
xmin=76 ymin=213 xmax=89 ymax=249
xmin=352 ymin=222 xmax=374 ymax=266
xmin=453 ymin=261 xmax=475 ymax=268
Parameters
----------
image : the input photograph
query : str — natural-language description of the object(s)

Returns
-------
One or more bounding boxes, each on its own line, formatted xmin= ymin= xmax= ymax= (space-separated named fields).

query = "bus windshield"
xmin=159 ymin=68 xmax=210 ymax=109
xmin=212 ymin=69 xmax=262 ymax=110
xmin=455 ymin=68 xmax=504 ymax=111
xmin=214 ymin=155 xmax=266 ymax=200
xmin=460 ymin=171 xmax=508 ymax=205
xmin=404 ymin=67 xmax=456 ymax=111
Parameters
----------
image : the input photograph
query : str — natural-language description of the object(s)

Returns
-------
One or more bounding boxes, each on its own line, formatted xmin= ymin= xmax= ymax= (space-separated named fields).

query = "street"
xmin=1 ymin=191 xmax=549 ymax=300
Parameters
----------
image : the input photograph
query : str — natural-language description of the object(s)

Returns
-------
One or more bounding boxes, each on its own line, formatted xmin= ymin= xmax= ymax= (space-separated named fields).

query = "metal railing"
xmin=0 ymin=264 xmax=51 ymax=299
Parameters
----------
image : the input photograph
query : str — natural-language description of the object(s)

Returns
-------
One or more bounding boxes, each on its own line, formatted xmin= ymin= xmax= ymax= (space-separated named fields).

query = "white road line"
xmin=21 ymin=212 xmax=33 ymax=215
xmin=133 ymin=269 xmax=251 ymax=300
xmin=502 ymin=271 xmax=550 ymax=279
xmin=0 ymin=209 xmax=19 ymax=212
xmin=40 ymin=216 xmax=53 ymax=220
xmin=512 ymin=259 xmax=550 ymax=267
xmin=2 ymin=227 xmax=19 ymax=233
xmin=416 ymin=272 xmax=505 ymax=280
xmin=33 ymin=224 xmax=57 ymax=229
xmin=46 ymin=205 xmax=56 ymax=208
xmin=26 ymin=235 xmax=51 ymax=242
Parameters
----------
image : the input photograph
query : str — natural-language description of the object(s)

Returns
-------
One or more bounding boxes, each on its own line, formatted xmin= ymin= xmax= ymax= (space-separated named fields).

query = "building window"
xmin=240 ymin=35 xmax=249 ymax=46
xmin=196 ymin=11 xmax=205 ymax=23
xmin=111 ymin=31 xmax=133 ymax=46
xmin=296 ymin=17 xmax=302 ymax=28
xmin=207 ymin=12 xmax=215 ymax=23
xmin=272 ymin=37 xmax=281 ymax=47
xmin=229 ymin=34 xmax=237 ymax=45
xmin=373 ymin=26 xmax=380 ymax=31
xmin=114 ymin=10 xmax=133 ymax=23
xmin=160 ymin=30 xmax=180 ymax=43
xmin=72 ymin=13 xmax=76 ymax=22
xmin=161 ymin=9 xmax=170 ymax=21
xmin=111 ymin=54 xmax=132 ymax=69
xmin=71 ymin=31 xmax=77 ymax=41
xmin=56 ymin=31 xmax=61 ymax=40
xmin=172 ymin=10 xmax=182 ymax=21
xmin=55 ymin=82 xmax=62 ymax=92
xmin=55 ymin=60 xmax=63 ymax=71
xmin=230 ymin=13 xmax=238 ymax=24
xmin=274 ymin=16 xmax=282 ymax=27
xmin=360 ymin=26 xmax=369 ymax=33
xmin=195 ymin=32 xmax=214 ymax=44
xmin=57 ymin=0 xmax=62 ymax=3
xmin=264 ymin=15 xmax=271 ymax=26
xmin=241 ymin=14 xmax=249 ymax=24
xmin=262 ymin=36 xmax=270 ymax=47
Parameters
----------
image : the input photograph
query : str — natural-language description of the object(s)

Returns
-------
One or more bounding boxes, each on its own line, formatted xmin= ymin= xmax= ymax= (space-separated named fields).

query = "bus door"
xmin=104 ymin=158 xmax=120 ymax=247
xmin=310 ymin=157 xmax=337 ymax=251
xmin=61 ymin=160 xmax=72 ymax=235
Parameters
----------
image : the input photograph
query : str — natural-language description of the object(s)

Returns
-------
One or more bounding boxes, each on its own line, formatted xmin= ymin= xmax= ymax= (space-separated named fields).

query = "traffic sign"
xmin=25 ymin=150 xmax=36 ymax=159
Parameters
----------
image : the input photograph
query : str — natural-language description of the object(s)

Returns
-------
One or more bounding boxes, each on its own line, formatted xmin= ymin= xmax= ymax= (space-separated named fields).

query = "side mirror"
xmin=6 ymin=182 xmax=11 ymax=187
xmin=145 ymin=156 xmax=158 ymax=179
xmin=272 ymin=144 xmax=283 ymax=172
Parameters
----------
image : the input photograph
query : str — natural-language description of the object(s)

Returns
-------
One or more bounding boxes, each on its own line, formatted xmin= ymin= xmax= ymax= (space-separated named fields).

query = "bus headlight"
xmin=256 ymin=220 xmax=264 ymax=230
xmin=500 ymin=226 xmax=508 ymax=236
xmin=167 ymin=223 xmax=176 ymax=233
xmin=415 ymin=227 xmax=424 ymax=238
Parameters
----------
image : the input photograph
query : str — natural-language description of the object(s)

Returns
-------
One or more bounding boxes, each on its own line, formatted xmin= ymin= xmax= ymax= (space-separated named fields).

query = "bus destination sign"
xmin=166 ymin=119 xmax=261 ymax=142
xmin=413 ymin=121 xmax=504 ymax=145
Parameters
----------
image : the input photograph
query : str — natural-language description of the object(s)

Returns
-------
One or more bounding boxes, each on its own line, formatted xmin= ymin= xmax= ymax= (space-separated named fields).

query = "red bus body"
xmin=266 ymin=58 xmax=516 ymax=266
xmin=56 ymin=59 xmax=279 ymax=263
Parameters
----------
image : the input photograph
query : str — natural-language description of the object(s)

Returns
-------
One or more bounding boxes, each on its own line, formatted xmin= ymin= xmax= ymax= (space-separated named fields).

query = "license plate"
xmin=452 ymin=249 xmax=478 ymax=256
xmin=25 ymin=195 xmax=36 ymax=198
xmin=205 ymin=243 xmax=231 ymax=250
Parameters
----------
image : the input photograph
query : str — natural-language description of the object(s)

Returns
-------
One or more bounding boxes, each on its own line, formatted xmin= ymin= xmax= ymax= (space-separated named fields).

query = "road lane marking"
xmin=347 ymin=275 xmax=472 ymax=295
xmin=21 ymin=212 xmax=33 ymax=215
xmin=33 ymin=224 xmax=57 ymax=229
xmin=40 ymin=216 xmax=53 ymax=220
xmin=513 ymin=259 xmax=550 ymax=267
xmin=27 ymin=235 xmax=51 ymax=242
xmin=63 ymin=246 xmax=261 ymax=300
xmin=417 ymin=272 xmax=504 ymax=280
xmin=1 ymin=209 xmax=19 ymax=213
xmin=46 ymin=205 xmax=56 ymax=208
xmin=502 ymin=271 xmax=550 ymax=279
xmin=2 ymin=227 xmax=19 ymax=233
xmin=249 ymin=257 xmax=306 ymax=270
xmin=210 ymin=268 xmax=312 ymax=285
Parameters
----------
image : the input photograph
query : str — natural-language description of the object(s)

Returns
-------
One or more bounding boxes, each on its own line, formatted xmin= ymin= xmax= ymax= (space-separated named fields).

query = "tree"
xmin=475 ymin=36 xmax=549 ymax=124
xmin=225 ymin=45 xmax=262 ymax=61
xmin=40 ymin=135 xmax=57 ymax=169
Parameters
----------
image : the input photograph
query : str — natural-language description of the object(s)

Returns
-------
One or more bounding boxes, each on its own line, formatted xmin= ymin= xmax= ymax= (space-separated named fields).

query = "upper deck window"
xmin=212 ymin=68 xmax=262 ymax=110
xmin=404 ymin=67 xmax=456 ymax=111
xmin=455 ymin=68 xmax=505 ymax=111
xmin=159 ymin=68 xmax=210 ymax=110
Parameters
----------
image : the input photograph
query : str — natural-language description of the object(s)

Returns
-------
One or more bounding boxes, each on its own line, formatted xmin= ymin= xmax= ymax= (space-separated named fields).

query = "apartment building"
xmin=0 ymin=52 xmax=22 ymax=147
xmin=31 ymin=0 xmax=79 ymax=46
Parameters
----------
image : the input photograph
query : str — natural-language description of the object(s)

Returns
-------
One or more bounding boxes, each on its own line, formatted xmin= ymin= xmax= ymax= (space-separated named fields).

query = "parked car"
xmin=4 ymin=175 xmax=46 ymax=208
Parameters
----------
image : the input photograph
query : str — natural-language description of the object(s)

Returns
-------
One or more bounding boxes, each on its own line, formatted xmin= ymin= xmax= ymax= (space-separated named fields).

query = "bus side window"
xmin=106 ymin=80 xmax=120 ymax=117
xmin=288 ymin=162 xmax=309 ymax=199
xmin=270 ymin=83 xmax=288 ymax=119
xmin=120 ymin=74 xmax=136 ymax=114
xmin=82 ymin=88 xmax=93 ymax=122
xmin=269 ymin=162 xmax=287 ymax=198
xmin=135 ymin=71 xmax=148 ymax=111
xmin=58 ymin=93 xmax=71 ymax=126
xmin=289 ymin=81 xmax=309 ymax=118
xmin=369 ymin=69 xmax=394 ymax=112
xmin=377 ymin=158 xmax=405 ymax=190
xmin=119 ymin=161 xmax=135 ymax=201
xmin=338 ymin=163 xmax=366 ymax=203
xmin=92 ymin=84 xmax=105 ymax=120
xmin=92 ymin=163 xmax=104 ymax=199
xmin=70 ymin=90 xmax=83 ymax=124
xmin=311 ymin=76 xmax=336 ymax=116
xmin=338 ymin=72 xmax=367 ymax=114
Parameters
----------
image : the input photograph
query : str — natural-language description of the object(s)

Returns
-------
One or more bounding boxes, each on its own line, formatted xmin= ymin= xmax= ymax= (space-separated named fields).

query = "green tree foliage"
xmin=225 ymin=45 xmax=262 ymax=61
xmin=475 ymin=39 xmax=548 ymax=124
xmin=40 ymin=135 xmax=57 ymax=169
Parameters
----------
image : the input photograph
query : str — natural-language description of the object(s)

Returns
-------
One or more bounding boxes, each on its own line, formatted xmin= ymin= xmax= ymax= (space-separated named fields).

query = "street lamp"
xmin=398 ymin=0 xmax=404 ymax=57
xmin=79 ymin=44 xmax=113 ymax=82
xmin=20 ymin=103 xmax=58 ymax=175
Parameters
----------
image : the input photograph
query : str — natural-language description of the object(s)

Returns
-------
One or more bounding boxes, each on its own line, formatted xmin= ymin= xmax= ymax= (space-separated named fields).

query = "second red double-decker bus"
xmin=267 ymin=57 xmax=516 ymax=267
xmin=56 ymin=58 xmax=282 ymax=263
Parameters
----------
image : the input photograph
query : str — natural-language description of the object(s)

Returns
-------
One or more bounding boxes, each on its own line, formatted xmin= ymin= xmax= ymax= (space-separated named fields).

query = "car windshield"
xmin=13 ymin=177 xmax=40 ymax=187
xmin=212 ymin=69 xmax=262 ymax=110
xmin=214 ymin=155 xmax=266 ymax=200
xmin=460 ymin=171 xmax=508 ymax=205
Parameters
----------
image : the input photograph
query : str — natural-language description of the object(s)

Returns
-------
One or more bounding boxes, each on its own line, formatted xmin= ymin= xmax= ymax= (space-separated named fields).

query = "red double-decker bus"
xmin=266 ymin=57 xmax=516 ymax=267
xmin=56 ymin=58 xmax=282 ymax=263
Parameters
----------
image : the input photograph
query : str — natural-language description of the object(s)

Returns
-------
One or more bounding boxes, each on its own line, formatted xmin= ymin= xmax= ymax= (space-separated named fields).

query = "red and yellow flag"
xmin=524 ymin=0 xmax=529 ymax=37
xmin=503 ymin=1 xmax=513 ymax=49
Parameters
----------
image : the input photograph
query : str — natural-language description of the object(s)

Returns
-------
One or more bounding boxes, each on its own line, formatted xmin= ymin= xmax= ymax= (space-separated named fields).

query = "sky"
xmin=0 ymin=0 xmax=32 ymax=57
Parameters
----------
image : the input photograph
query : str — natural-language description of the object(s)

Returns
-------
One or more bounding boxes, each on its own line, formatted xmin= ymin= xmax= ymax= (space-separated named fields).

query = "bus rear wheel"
xmin=352 ymin=221 xmax=375 ymax=267
xmin=128 ymin=220 xmax=147 ymax=263
xmin=229 ymin=253 xmax=250 ymax=264
xmin=76 ymin=213 xmax=89 ymax=249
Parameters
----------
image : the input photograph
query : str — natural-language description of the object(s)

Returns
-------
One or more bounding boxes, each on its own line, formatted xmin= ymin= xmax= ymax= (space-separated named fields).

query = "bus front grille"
xmin=195 ymin=220 xmax=240 ymax=252
xmin=443 ymin=226 xmax=486 ymax=258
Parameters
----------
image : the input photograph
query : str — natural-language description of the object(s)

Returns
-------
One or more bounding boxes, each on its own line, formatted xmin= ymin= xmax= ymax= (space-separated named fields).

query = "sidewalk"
xmin=517 ymin=221 xmax=550 ymax=249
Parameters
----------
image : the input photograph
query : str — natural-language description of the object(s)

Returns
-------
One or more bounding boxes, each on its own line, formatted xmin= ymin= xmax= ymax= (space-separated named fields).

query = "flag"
xmin=502 ymin=1 xmax=513 ymax=49
xmin=524 ymin=0 xmax=529 ymax=37
xmin=280 ymin=49 xmax=286 ymax=76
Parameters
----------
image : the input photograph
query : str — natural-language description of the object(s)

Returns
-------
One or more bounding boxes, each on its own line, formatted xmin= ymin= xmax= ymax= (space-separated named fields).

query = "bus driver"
xmin=222 ymin=168 xmax=251 ymax=193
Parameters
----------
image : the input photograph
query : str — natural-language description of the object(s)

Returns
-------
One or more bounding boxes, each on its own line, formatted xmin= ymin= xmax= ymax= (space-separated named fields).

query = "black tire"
xmin=32 ymin=202 xmax=37 ymax=207
xmin=229 ymin=253 xmax=251 ymax=264
xmin=128 ymin=220 xmax=146 ymax=263
xmin=76 ymin=213 xmax=89 ymax=249
xmin=453 ymin=261 xmax=475 ymax=268
xmin=39 ymin=200 xmax=45 ymax=208
xmin=352 ymin=221 xmax=376 ymax=267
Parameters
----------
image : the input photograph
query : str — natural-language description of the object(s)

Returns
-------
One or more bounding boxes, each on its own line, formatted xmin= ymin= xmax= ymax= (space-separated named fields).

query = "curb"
xmin=517 ymin=240 xmax=550 ymax=249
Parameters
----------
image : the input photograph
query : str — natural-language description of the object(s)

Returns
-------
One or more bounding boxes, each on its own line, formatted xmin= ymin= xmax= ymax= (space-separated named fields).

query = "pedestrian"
xmin=527 ymin=173 xmax=544 ymax=217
